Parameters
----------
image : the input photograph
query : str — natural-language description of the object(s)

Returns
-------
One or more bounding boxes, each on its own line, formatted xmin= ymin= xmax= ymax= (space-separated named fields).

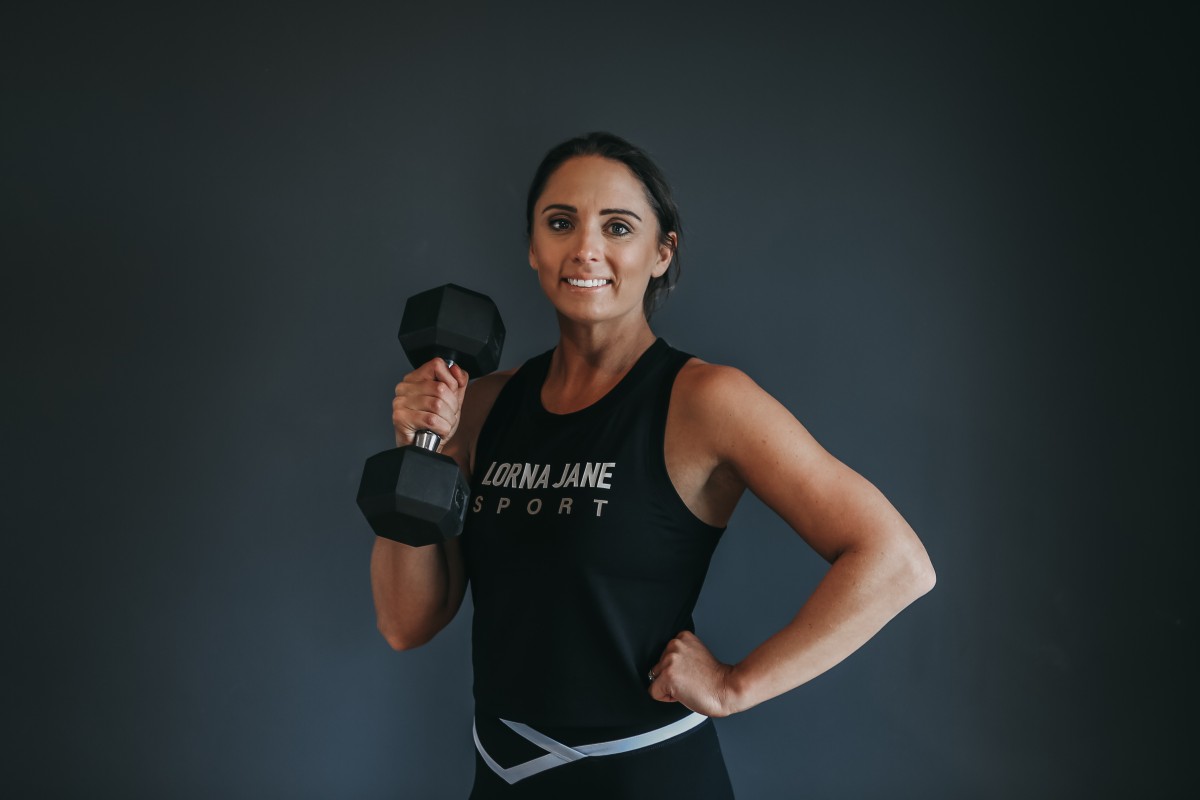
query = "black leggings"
xmin=469 ymin=716 xmax=735 ymax=799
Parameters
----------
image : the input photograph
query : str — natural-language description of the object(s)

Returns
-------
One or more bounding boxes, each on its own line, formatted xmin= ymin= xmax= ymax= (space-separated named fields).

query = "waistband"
xmin=473 ymin=711 xmax=709 ymax=785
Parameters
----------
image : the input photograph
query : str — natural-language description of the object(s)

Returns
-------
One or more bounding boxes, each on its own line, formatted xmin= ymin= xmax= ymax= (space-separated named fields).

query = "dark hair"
xmin=525 ymin=132 xmax=682 ymax=319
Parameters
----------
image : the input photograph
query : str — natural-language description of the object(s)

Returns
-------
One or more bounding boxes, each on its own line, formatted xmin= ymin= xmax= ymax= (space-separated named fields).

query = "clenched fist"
xmin=392 ymin=359 xmax=469 ymax=448
xmin=648 ymin=630 xmax=738 ymax=718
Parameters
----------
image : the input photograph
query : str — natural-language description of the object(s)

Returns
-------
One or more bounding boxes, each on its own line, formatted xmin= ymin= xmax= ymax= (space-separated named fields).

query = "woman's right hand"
xmin=392 ymin=359 xmax=469 ymax=449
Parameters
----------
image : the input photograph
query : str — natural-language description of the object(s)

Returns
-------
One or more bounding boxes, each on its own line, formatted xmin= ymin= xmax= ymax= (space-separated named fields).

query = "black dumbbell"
xmin=356 ymin=284 xmax=505 ymax=546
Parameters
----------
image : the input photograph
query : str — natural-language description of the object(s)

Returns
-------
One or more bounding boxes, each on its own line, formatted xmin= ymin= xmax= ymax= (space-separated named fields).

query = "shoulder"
xmin=670 ymin=356 xmax=817 ymax=470
xmin=668 ymin=356 xmax=789 ymax=463
xmin=663 ymin=358 xmax=784 ymax=525
xmin=674 ymin=357 xmax=756 ymax=392
xmin=460 ymin=368 xmax=517 ymax=436
xmin=463 ymin=368 xmax=517 ymax=414
xmin=672 ymin=357 xmax=773 ymax=422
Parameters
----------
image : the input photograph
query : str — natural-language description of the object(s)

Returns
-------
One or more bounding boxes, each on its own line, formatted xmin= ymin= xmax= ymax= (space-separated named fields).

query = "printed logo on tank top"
xmin=472 ymin=460 xmax=617 ymax=517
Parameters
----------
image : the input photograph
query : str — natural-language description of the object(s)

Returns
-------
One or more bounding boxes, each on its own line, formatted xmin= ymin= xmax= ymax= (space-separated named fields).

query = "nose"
xmin=572 ymin=225 xmax=602 ymax=263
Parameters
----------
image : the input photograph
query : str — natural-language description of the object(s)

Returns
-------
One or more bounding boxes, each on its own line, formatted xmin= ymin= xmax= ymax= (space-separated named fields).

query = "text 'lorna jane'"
xmin=479 ymin=461 xmax=616 ymax=491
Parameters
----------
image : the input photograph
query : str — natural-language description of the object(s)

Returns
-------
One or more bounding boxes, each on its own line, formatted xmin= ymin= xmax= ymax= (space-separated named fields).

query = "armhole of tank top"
xmin=653 ymin=351 xmax=726 ymax=534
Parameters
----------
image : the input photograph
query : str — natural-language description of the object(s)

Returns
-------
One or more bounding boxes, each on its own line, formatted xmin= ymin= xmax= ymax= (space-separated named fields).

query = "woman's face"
xmin=528 ymin=155 xmax=674 ymax=326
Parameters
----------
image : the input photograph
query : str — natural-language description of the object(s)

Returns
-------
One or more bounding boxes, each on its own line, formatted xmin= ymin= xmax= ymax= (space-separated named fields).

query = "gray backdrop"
xmin=6 ymin=2 xmax=1187 ymax=798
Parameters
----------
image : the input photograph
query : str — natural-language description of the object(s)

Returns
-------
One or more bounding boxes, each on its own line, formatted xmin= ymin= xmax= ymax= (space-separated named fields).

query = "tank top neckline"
xmin=530 ymin=337 xmax=669 ymax=421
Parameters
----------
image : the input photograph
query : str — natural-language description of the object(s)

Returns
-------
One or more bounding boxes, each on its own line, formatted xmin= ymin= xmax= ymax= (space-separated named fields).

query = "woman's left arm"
xmin=649 ymin=365 xmax=936 ymax=717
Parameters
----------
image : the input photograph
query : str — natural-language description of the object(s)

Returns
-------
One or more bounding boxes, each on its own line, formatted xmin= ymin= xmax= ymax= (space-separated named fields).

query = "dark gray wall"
xmin=6 ymin=3 xmax=1186 ymax=798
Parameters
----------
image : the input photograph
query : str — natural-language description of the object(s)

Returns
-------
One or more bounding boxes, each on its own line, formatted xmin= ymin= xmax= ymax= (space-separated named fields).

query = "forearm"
xmin=370 ymin=535 xmax=466 ymax=650
xmin=723 ymin=542 xmax=934 ymax=714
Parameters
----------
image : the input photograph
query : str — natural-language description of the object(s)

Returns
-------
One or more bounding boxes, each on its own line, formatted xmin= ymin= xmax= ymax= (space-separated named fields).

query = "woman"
xmin=371 ymin=132 xmax=936 ymax=798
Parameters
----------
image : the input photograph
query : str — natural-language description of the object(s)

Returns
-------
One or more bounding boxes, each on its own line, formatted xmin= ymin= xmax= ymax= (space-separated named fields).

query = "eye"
xmin=547 ymin=217 xmax=572 ymax=232
xmin=607 ymin=221 xmax=632 ymax=236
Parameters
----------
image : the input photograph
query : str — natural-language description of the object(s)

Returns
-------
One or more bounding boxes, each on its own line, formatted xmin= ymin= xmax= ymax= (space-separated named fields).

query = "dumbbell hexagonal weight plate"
xmin=358 ymin=446 xmax=471 ymax=546
xmin=398 ymin=284 xmax=505 ymax=376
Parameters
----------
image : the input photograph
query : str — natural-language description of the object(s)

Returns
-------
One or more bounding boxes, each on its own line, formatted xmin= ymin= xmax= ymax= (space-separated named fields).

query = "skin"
xmin=371 ymin=154 xmax=936 ymax=718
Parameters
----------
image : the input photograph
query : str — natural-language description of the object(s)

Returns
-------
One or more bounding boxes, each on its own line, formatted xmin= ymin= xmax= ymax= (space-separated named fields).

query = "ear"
xmin=529 ymin=242 xmax=538 ymax=271
xmin=652 ymin=232 xmax=677 ymax=279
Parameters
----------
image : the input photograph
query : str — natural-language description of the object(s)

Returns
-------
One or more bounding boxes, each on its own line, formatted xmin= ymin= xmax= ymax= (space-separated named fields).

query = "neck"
xmin=541 ymin=316 xmax=658 ymax=414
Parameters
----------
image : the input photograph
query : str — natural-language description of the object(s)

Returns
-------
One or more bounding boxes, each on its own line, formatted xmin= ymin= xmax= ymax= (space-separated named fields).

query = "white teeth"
xmin=566 ymin=278 xmax=610 ymax=287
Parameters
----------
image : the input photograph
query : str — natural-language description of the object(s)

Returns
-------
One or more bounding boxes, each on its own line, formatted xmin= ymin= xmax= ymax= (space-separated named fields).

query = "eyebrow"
xmin=541 ymin=203 xmax=643 ymax=222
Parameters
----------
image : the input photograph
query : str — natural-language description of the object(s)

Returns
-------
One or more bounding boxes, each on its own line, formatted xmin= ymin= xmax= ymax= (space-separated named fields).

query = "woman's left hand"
xmin=648 ymin=631 xmax=738 ymax=717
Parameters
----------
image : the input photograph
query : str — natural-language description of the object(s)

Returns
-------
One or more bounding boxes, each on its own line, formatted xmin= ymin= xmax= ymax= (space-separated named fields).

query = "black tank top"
xmin=461 ymin=338 xmax=726 ymax=728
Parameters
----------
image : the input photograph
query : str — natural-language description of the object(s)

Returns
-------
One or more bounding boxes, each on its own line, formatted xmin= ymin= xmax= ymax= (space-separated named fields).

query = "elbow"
xmin=377 ymin=619 xmax=437 ymax=652
xmin=902 ymin=545 xmax=936 ymax=600
xmin=373 ymin=591 xmax=462 ymax=651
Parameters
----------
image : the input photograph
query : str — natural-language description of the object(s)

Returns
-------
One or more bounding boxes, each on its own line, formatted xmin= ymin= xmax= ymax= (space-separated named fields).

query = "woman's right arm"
xmin=370 ymin=359 xmax=509 ymax=650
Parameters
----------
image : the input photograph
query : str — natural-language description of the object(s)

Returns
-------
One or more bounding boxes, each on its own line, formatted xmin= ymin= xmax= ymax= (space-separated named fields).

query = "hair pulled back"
xmin=525 ymin=132 xmax=682 ymax=319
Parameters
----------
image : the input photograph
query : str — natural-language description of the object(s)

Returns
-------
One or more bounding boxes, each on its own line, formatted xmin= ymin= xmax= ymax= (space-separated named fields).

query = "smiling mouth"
xmin=564 ymin=278 xmax=611 ymax=288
